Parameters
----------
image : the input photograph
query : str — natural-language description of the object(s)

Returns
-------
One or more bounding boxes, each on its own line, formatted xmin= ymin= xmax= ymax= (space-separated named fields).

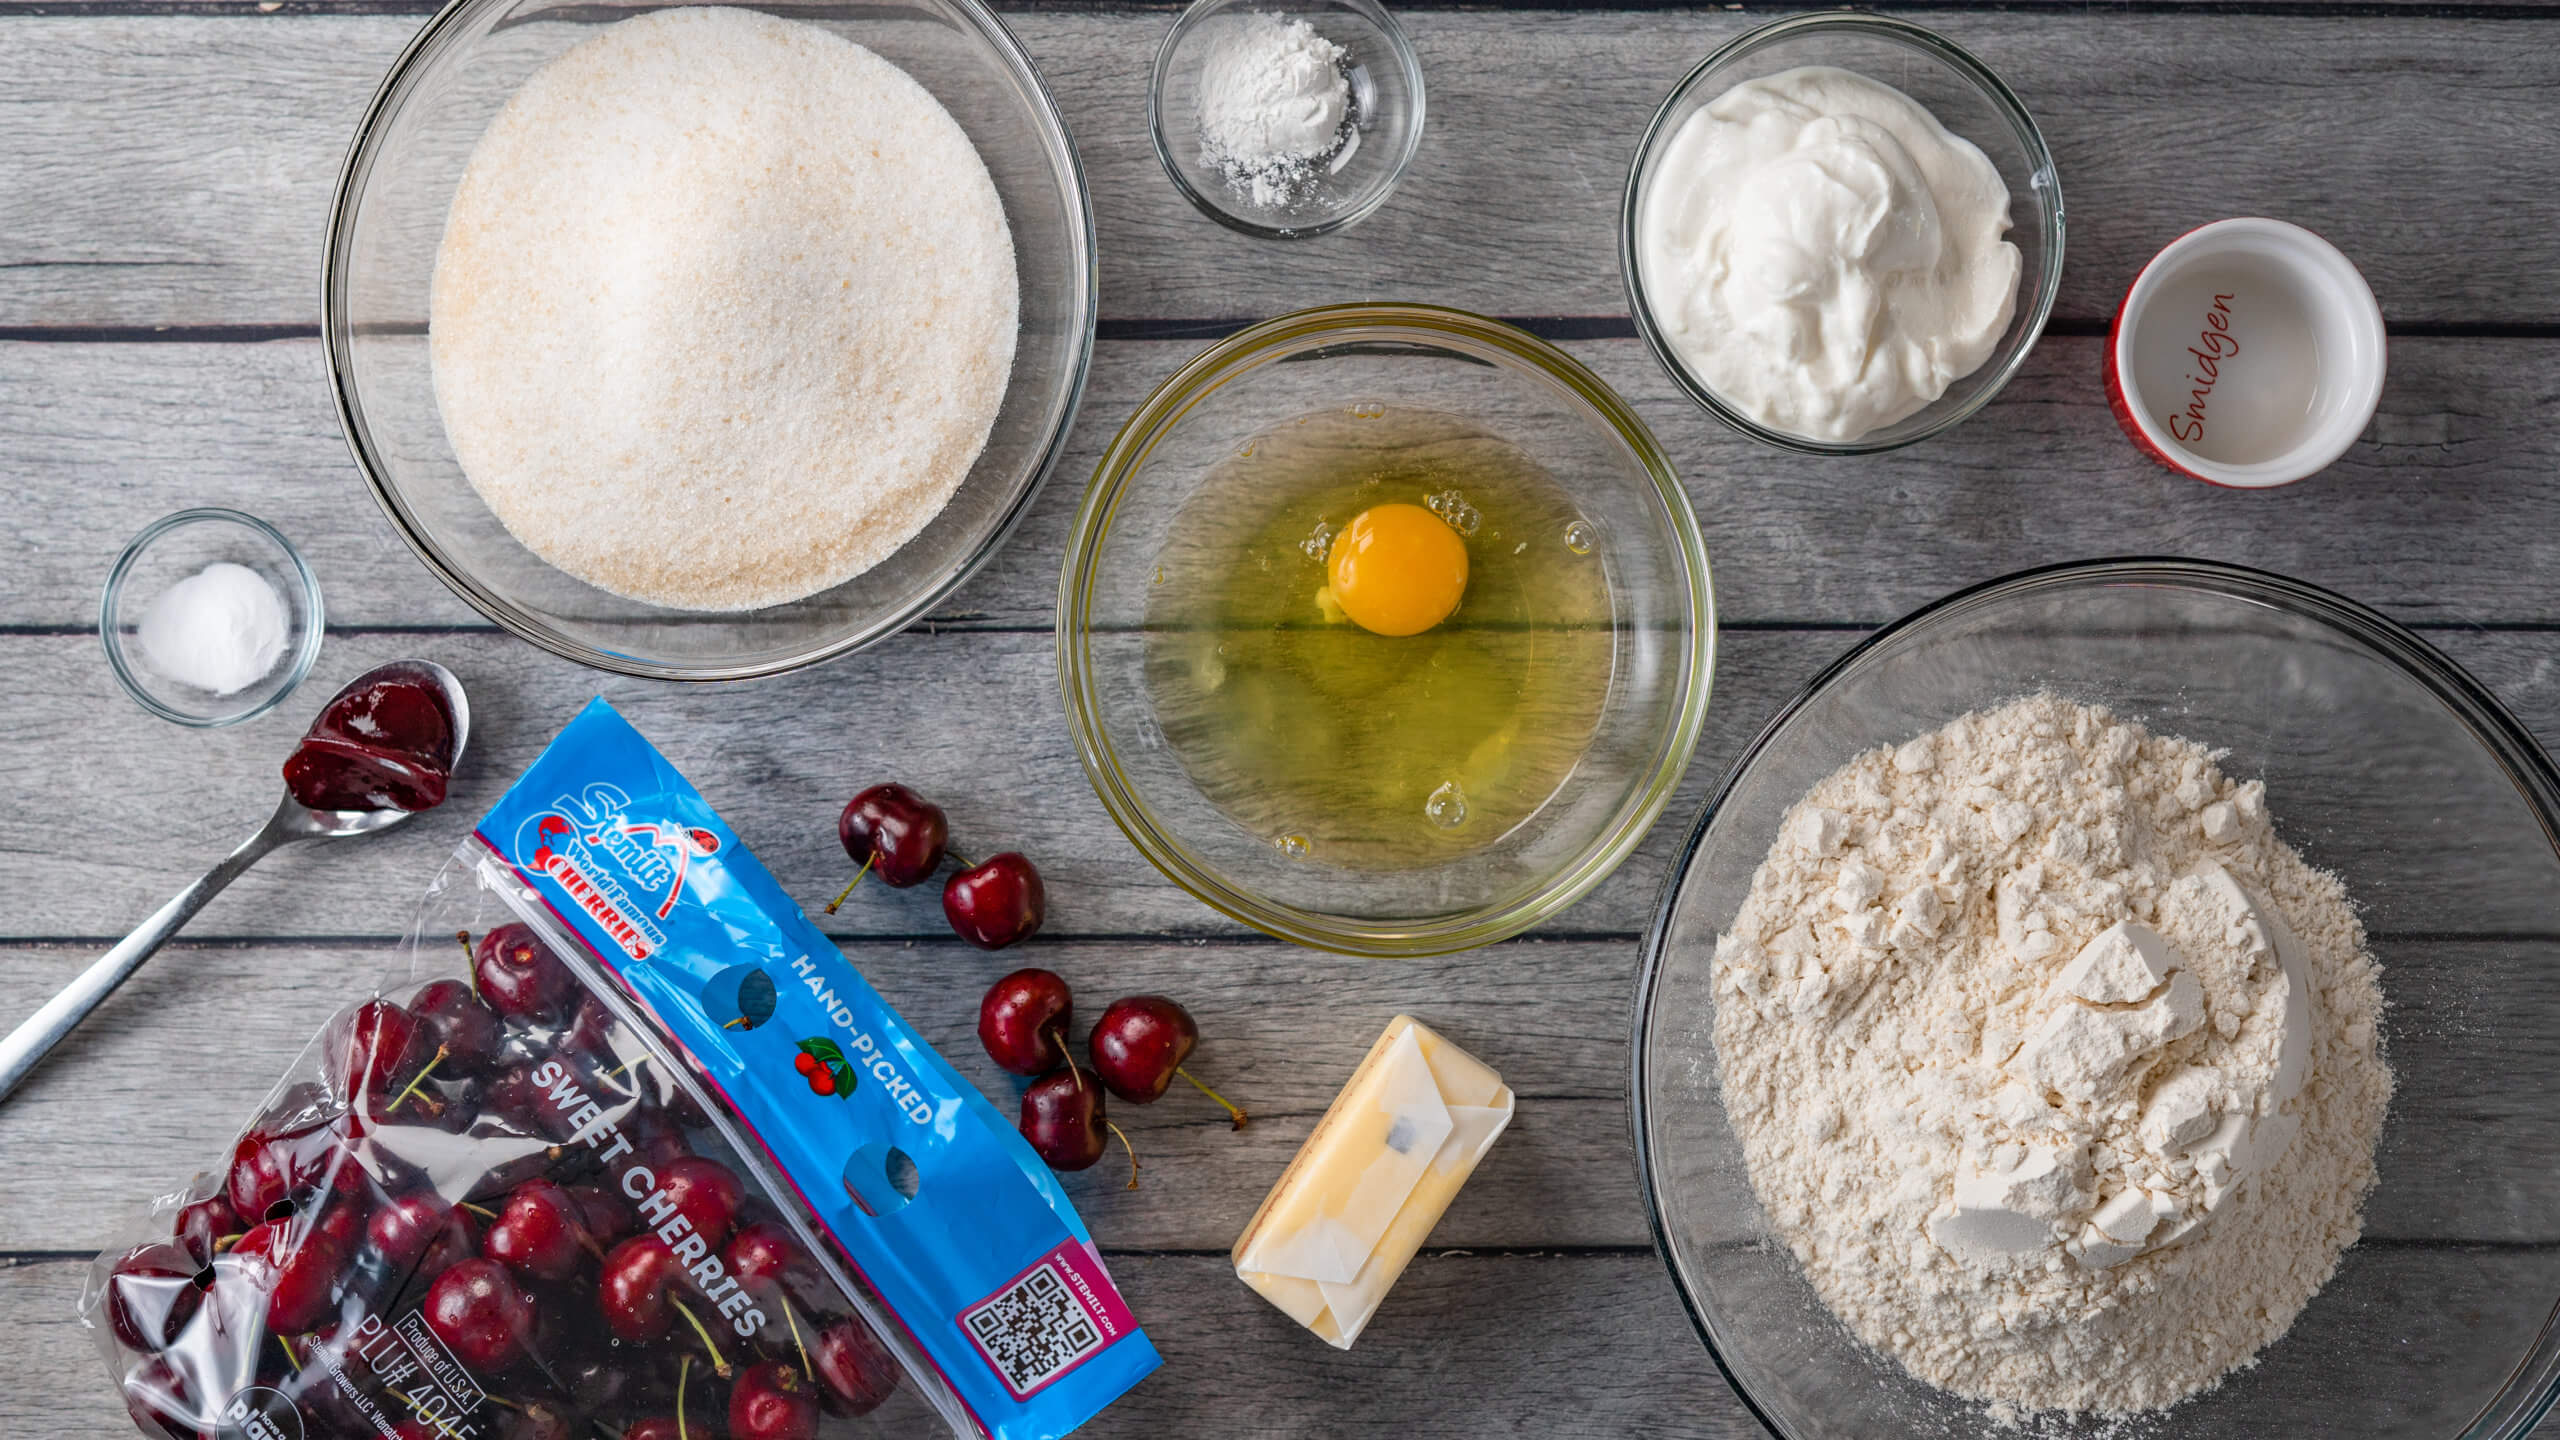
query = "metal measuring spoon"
xmin=0 ymin=660 xmax=470 ymax=1104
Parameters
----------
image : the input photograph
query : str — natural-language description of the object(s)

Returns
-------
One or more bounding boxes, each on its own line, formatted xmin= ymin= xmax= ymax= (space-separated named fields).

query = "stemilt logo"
xmin=512 ymin=783 xmax=718 ymax=960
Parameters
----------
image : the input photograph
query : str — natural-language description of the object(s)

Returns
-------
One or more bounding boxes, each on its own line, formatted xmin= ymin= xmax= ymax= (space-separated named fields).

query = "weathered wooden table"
xmin=6 ymin=1 xmax=2558 ymax=1434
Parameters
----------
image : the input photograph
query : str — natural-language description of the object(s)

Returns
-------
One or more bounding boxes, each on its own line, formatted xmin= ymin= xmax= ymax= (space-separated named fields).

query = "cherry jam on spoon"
xmin=0 ymin=661 xmax=469 ymax=1104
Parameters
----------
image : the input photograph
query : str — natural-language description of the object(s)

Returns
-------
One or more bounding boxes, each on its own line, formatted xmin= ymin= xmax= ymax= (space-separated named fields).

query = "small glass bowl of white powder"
xmin=101 ymin=509 xmax=323 ymax=727
xmin=1149 ymin=0 xmax=1424 ymax=238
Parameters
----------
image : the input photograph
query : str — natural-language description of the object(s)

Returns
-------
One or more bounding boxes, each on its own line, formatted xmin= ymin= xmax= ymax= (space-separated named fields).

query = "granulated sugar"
xmin=430 ymin=7 xmax=1018 ymax=612
xmin=1710 ymin=696 xmax=2391 ymax=1417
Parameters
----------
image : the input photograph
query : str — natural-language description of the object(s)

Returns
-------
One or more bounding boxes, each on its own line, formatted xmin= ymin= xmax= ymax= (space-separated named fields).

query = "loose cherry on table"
xmin=1020 ymin=1064 xmax=1137 ymax=1188
xmin=829 ymin=784 xmax=950 ymax=911
xmin=978 ymin=967 xmax=1073 ymax=1076
xmin=472 ymin=922 xmax=578 ymax=1022
xmin=943 ymin=852 xmax=1045 ymax=950
xmin=1090 ymin=995 xmax=1249 ymax=1129
xmin=730 ymin=1360 xmax=823 ymax=1440
xmin=814 ymin=1316 xmax=901 ymax=1416
xmin=280 ymin=672 xmax=456 ymax=814
xmin=422 ymin=1257 xmax=537 ymax=1370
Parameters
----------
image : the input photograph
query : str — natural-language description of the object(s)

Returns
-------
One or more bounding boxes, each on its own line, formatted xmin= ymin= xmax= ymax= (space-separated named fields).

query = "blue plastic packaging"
xmin=474 ymin=698 xmax=1159 ymax=1439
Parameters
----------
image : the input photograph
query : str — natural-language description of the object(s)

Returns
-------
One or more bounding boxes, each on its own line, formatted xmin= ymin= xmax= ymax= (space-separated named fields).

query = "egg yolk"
xmin=1326 ymin=502 xmax=1469 ymax=637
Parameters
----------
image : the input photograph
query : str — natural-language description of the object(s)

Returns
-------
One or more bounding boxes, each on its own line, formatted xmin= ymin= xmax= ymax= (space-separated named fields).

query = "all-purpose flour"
xmin=1711 ymin=696 xmax=2390 ymax=1416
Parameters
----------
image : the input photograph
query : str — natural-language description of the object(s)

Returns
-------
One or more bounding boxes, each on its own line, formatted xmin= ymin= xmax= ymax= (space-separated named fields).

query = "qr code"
xmin=962 ymin=1262 xmax=1102 ymax=1395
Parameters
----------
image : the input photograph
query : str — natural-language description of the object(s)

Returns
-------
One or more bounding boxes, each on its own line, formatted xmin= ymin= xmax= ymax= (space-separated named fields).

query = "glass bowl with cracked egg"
xmin=1059 ymin=304 xmax=1715 ymax=956
xmin=1633 ymin=558 xmax=2560 ymax=1437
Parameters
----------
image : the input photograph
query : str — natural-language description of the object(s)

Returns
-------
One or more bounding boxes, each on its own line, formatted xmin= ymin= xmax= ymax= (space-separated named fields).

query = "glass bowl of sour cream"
xmin=1621 ymin=14 xmax=2063 ymax=454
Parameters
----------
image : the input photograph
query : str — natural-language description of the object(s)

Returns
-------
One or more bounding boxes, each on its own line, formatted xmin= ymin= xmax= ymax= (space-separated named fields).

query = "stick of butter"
xmin=1231 ymin=1015 xmax=1515 ymax=1348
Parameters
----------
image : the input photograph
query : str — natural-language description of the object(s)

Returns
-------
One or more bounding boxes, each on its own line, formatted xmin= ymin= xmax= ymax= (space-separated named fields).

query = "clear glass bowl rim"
xmin=320 ymin=0 xmax=1099 ymax=681
xmin=99 ymin=507 xmax=328 ymax=728
xmin=1617 ymin=11 xmax=2067 ymax=456
xmin=1145 ymin=0 xmax=1428 ymax=241
xmin=1057 ymin=301 xmax=1718 ymax=956
xmin=1627 ymin=555 xmax=2560 ymax=1440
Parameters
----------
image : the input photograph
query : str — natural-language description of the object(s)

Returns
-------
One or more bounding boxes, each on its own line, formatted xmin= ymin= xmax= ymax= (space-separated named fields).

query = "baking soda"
xmin=1196 ymin=13 xmax=1351 ymax=207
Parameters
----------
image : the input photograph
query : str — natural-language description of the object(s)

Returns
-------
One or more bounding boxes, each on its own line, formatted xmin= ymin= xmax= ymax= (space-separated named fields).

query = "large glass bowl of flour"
xmin=1635 ymin=558 xmax=2560 ymax=1438
xmin=324 ymin=0 xmax=1094 ymax=679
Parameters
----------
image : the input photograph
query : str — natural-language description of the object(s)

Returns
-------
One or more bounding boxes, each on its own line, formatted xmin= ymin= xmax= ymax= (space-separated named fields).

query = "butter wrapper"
xmin=1231 ymin=1015 xmax=1514 ymax=1347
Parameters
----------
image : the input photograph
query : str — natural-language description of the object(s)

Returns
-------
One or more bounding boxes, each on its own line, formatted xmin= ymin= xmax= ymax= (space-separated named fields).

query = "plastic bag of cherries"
xmin=81 ymin=699 xmax=1159 ymax=1440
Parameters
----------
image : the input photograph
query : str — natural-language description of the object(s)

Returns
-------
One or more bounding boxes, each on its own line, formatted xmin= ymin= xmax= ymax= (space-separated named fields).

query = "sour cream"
xmin=1637 ymin=66 xmax=2021 ymax=442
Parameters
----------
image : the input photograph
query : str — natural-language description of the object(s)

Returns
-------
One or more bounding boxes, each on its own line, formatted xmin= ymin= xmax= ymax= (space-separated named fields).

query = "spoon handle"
xmin=0 ymin=805 xmax=299 ymax=1105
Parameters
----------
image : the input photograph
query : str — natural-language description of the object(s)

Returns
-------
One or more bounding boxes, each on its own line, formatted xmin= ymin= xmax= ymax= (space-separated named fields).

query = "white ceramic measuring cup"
xmin=2104 ymin=218 xmax=2386 ymax=489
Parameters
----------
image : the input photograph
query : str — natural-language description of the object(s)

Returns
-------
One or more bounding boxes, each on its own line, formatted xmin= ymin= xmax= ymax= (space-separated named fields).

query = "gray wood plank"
xmin=0 ymin=936 xmax=1652 ymax=1251
xmin=5 ymin=332 xmax=2554 ymax=633
xmin=5 ymin=12 xmax=2560 ymax=327
xmin=0 ymin=928 xmax=2550 ymax=1249
xmin=6 ymin=1245 xmax=2554 ymax=1439
xmin=7 ymin=625 xmax=2560 ymax=940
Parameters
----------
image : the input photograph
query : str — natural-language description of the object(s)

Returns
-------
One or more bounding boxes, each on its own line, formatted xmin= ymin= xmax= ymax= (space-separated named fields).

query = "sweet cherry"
xmin=124 ymin=1353 xmax=209 ymax=1440
xmin=566 ymin=1184 xmax=636 ymax=1247
xmin=814 ymin=1317 xmax=901 ymax=1416
xmin=730 ymin=1360 xmax=822 ymax=1440
xmin=324 ymin=998 xmax=425 ymax=1104
xmin=599 ymin=1235 xmax=681 ymax=1343
xmin=485 ymin=1180 xmax=586 ymax=1280
xmin=104 ymin=1243 xmax=204 ymax=1354
xmin=944 ymin=853 xmax=1045 ymax=949
xmin=173 ymin=1192 xmax=239 ymax=1264
xmin=423 ymin=1258 xmax=536 ymax=1370
xmin=723 ymin=1220 xmax=807 ymax=1306
xmin=367 ymin=1191 xmax=462 ymax=1272
xmin=832 ymin=784 xmax=949 ymax=905
xmin=658 ymin=1156 xmax=745 ymax=1249
xmin=231 ymin=1219 xmax=346 ymax=1333
xmin=1089 ymin=995 xmax=1248 ymax=1128
xmin=225 ymin=1126 xmax=362 ymax=1221
xmin=408 ymin=977 xmax=504 ymax=1075
xmin=979 ymin=967 xmax=1074 ymax=1075
xmin=473 ymin=923 xmax=577 ymax=1022
xmin=1021 ymin=1065 xmax=1137 ymax=1186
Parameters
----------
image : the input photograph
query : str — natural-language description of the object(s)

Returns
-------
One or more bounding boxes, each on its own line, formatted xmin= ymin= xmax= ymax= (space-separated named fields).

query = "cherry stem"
xmin=823 ymin=854 xmax=876 ymax=914
xmin=948 ymin=852 xmax=976 ymax=872
xmin=276 ymin=1335 xmax=302 ymax=1373
xmin=214 ymin=1232 xmax=244 ymax=1253
xmin=456 ymin=930 xmax=478 ymax=999
xmin=784 ymin=1298 xmax=812 ymax=1381
xmin=672 ymin=1296 xmax=732 ymax=1377
xmin=1177 ymin=1066 xmax=1250 ymax=1130
xmin=457 ymin=1201 xmax=498 ymax=1222
xmin=677 ymin=1354 xmax=694 ymax=1440
xmin=1057 ymin=1041 xmax=1081 ymax=1095
xmin=722 ymin=1016 xmax=750 ymax=1030
xmin=1106 ymin=1121 xmax=1141 ymax=1191
xmin=602 ymin=1053 xmax=648 ymax=1081
xmin=386 ymin=1045 xmax=450 ymax=1115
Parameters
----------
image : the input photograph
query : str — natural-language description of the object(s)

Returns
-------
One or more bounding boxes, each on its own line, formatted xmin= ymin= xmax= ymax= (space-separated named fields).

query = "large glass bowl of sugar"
xmin=324 ymin=0 xmax=1094 ymax=679
xmin=1634 ymin=559 xmax=2560 ymax=1438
